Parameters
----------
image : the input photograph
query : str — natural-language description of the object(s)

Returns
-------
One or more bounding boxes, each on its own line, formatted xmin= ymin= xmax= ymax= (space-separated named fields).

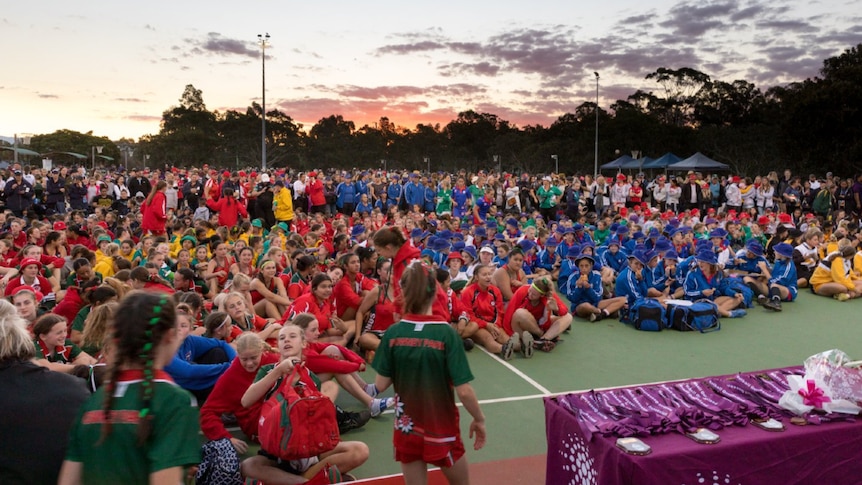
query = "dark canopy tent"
xmin=666 ymin=152 xmax=730 ymax=171
xmin=620 ymin=157 xmax=654 ymax=170
xmin=600 ymin=155 xmax=633 ymax=170
xmin=643 ymin=152 xmax=681 ymax=169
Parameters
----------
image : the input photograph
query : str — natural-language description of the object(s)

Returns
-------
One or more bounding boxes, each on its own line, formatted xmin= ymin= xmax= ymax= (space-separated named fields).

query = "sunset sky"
xmin=2 ymin=0 xmax=860 ymax=141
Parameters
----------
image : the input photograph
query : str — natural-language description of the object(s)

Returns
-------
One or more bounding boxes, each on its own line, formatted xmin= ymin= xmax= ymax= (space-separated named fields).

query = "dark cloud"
xmin=375 ymin=41 xmax=445 ymax=55
xmin=37 ymin=93 xmax=58 ymax=99
xmin=339 ymin=86 xmax=427 ymax=99
xmin=757 ymin=20 xmax=817 ymax=32
xmin=439 ymin=62 xmax=500 ymax=77
xmin=125 ymin=114 xmax=161 ymax=122
xmin=730 ymin=5 xmax=765 ymax=22
xmin=115 ymin=97 xmax=146 ymax=103
xmin=199 ymin=32 xmax=259 ymax=58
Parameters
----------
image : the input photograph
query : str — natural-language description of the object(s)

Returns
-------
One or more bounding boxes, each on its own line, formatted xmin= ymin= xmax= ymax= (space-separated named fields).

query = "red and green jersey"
xmin=372 ymin=314 xmax=473 ymax=447
xmin=64 ymin=369 xmax=200 ymax=485
xmin=34 ymin=337 xmax=82 ymax=364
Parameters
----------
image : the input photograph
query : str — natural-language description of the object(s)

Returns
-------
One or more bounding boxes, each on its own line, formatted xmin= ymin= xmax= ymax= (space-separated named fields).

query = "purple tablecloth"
xmin=545 ymin=368 xmax=862 ymax=484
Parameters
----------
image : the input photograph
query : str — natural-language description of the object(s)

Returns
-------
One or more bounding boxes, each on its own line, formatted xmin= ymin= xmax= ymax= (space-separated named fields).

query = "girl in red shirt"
xmin=205 ymin=242 xmax=234 ymax=293
xmin=285 ymin=273 xmax=350 ymax=346
xmin=354 ymin=259 xmax=398 ymax=356
xmin=141 ymin=181 xmax=167 ymax=236
xmin=502 ymin=277 xmax=572 ymax=357
xmin=249 ymin=259 xmax=290 ymax=319
xmin=199 ymin=333 xmax=279 ymax=450
xmin=460 ymin=264 xmax=516 ymax=359
xmin=332 ymin=253 xmax=376 ymax=321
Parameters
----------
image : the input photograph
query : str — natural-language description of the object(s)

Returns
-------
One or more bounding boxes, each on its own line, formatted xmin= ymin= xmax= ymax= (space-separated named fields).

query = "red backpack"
xmin=258 ymin=365 xmax=340 ymax=460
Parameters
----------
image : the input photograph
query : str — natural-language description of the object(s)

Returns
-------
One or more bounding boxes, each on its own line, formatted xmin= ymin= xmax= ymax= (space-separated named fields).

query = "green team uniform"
xmin=255 ymin=363 xmax=322 ymax=391
xmin=34 ymin=338 xmax=82 ymax=363
xmin=71 ymin=305 xmax=92 ymax=335
xmin=536 ymin=185 xmax=562 ymax=209
xmin=64 ymin=369 xmax=200 ymax=484
xmin=436 ymin=189 xmax=453 ymax=215
xmin=372 ymin=314 xmax=474 ymax=466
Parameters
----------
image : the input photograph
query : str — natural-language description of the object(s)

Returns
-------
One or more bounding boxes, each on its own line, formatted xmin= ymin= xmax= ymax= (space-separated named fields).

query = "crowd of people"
xmin=0 ymin=161 xmax=859 ymax=484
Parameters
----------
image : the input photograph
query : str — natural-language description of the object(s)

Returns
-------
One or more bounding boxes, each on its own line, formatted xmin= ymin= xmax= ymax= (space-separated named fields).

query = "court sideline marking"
xmin=477 ymin=347 xmax=552 ymax=394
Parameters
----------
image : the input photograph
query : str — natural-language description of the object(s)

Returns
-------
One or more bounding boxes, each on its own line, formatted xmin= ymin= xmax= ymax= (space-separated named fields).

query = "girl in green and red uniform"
xmin=372 ymin=261 xmax=486 ymax=485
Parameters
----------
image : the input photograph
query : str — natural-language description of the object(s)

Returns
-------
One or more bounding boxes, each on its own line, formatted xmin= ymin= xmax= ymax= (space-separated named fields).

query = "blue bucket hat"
xmin=695 ymin=250 xmax=718 ymax=265
xmin=616 ymin=226 xmax=629 ymax=235
xmin=432 ymin=238 xmax=451 ymax=251
xmin=654 ymin=239 xmax=673 ymax=252
xmin=574 ymin=252 xmax=595 ymax=266
xmin=452 ymin=240 xmax=466 ymax=252
xmin=410 ymin=228 xmax=428 ymax=239
xmin=462 ymin=246 xmax=478 ymax=260
xmin=628 ymin=249 xmax=649 ymax=266
xmin=774 ymin=242 xmax=794 ymax=258
xmin=745 ymin=240 xmax=764 ymax=257
xmin=709 ymin=228 xmax=728 ymax=239
xmin=518 ymin=239 xmax=537 ymax=252
xmin=572 ymin=223 xmax=584 ymax=232
xmin=351 ymin=224 xmax=366 ymax=237
xmin=566 ymin=245 xmax=582 ymax=258
xmin=545 ymin=237 xmax=559 ymax=247
xmin=663 ymin=249 xmax=680 ymax=260
xmin=474 ymin=227 xmax=487 ymax=237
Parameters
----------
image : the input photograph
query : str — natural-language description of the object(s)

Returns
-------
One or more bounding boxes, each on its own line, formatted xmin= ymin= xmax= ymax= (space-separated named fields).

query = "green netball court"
xmin=234 ymin=291 xmax=862 ymax=483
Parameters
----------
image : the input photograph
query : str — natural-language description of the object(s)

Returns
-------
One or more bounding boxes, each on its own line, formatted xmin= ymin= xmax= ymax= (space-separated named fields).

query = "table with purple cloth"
xmin=544 ymin=367 xmax=862 ymax=484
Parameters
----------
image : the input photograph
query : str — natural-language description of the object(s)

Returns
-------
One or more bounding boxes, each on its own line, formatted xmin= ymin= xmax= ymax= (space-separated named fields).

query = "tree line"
xmin=11 ymin=44 xmax=861 ymax=177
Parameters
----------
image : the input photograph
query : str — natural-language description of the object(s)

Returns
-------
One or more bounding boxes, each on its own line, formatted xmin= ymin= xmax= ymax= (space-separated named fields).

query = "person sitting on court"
xmin=809 ymin=240 xmax=861 ymax=301
xmin=683 ymin=251 xmax=747 ymax=318
xmin=164 ymin=305 xmax=237 ymax=404
xmin=758 ymin=242 xmax=798 ymax=311
xmin=566 ymin=252 xmax=626 ymax=322
xmin=502 ymin=277 xmax=572 ymax=357
xmin=614 ymin=249 xmax=665 ymax=309
xmin=792 ymin=228 xmax=822 ymax=288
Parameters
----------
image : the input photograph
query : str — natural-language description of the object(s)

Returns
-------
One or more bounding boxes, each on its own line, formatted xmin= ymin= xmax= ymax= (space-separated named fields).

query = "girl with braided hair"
xmin=58 ymin=291 xmax=200 ymax=485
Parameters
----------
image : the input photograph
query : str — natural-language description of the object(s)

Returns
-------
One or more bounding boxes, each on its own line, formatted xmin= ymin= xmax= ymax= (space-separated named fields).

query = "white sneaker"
xmin=364 ymin=383 xmax=379 ymax=398
xmin=370 ymin=397 xmax=395 ymax=417
xmin=521 ymin=331 xmax=534 ymax=359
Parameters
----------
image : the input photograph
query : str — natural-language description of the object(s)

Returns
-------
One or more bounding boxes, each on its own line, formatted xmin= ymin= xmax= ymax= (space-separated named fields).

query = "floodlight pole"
xmin=594 ymin=72 xmax=600 ymax=178
xmin=13 ymin=134 xmax=18 ymax=167
xmin=552 ymin=154 xmax=558 ymax=174
xmin=258 ymin=33 xmax=270 ymax=171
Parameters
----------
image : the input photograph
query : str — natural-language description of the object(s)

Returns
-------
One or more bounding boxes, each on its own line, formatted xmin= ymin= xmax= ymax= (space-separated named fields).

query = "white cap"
xmin=479 ymin=246 xmax=495 ymax=255
xmin=260 ymin=173 xmax=271 ymax=183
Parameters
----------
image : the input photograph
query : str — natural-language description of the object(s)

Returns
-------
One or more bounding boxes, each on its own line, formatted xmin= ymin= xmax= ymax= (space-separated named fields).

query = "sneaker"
xmin=499 ymin=334 xmax=517 ymax=361
xmin=533 ymin=339 xmax=557 ymax=352
xmin=729 ymin=309 xmax=747 ymax=318
xmin=463 ymin=338 xmax=475 ymax=351
xmin=588 ymin=312 xmax=597 ymax=322
xmin=364 ymin=383 xmax=379 ymax=398
xmin=834 ymin=293 xmax=851 ymax=302
xmin=370 ymin=397 xmax=395 ymax=417
xmin=521 ymin=331 xmax=534 ymax=359
xmin=770 ymin=297 xmax=782 ymax=312
xmin=337 ymin=409 xmax=371 ymax=434
xmin=757 ymin=294 xmax=768 ymax=307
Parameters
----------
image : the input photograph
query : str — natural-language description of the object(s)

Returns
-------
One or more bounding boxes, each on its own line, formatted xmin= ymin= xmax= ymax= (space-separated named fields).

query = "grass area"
xmin=233 ymin=290 xmax=862 ymax=479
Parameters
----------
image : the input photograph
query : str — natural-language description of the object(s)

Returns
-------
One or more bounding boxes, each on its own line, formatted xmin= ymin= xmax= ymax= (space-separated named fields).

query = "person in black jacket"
xmin=45 ymin=168 xmax=67 ymax=215
xmin=680 ymin=174 xmax=704 ymax=211
xmin=67 ymin=175 xmax=89 ymax=211
xmin=3 ymin=170 xmax=34 ymax=217
xmin=127 ymin=168 xmax=152 ymax=199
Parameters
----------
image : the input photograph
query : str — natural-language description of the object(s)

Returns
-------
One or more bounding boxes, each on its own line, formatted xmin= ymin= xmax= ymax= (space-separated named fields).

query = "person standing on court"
xmin=372 ymin=261 xmax=486 ymax=485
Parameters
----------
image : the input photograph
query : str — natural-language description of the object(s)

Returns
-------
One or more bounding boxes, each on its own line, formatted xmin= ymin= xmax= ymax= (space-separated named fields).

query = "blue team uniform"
xmin=769 ymin=259 xmax=798 ymax=300
xmin=615 ymin=267 xmax=648 ymax=306
xmin=566 ymin=270 xmax=603 ymax=310
xmin=452 ymin=186 xmax=471 ymax=217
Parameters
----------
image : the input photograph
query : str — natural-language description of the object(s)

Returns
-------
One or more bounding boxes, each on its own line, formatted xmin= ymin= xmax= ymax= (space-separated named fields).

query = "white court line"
xmin=477 ymin=346 xmax=552 ymax=395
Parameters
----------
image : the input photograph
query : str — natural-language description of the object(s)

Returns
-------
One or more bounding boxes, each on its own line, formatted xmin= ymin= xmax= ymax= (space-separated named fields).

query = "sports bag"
xmin=258 ymin=365 xmax=340 ymax=461
xmin=667 ymin=300 xmax=720 ymax=332
xmin=626 ymin=298 xmax=667 ymax=331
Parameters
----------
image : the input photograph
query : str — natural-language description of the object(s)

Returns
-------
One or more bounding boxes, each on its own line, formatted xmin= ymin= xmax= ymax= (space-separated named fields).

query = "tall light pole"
xmin=424 ymin=157 xmax=430 ymax=174
xmin=551 ymin=155 xmax=558 ymax=174
xmin=258 ymin=33 xmax=270 ymax=171
xmin=594 ymin=72 xmax=600 ymax=178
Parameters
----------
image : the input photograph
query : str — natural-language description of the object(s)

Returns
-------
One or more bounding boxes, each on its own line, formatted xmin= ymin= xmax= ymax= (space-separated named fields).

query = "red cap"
xmin=222 ymin=171 xmax=231 ymax=178
xmin=53 ymin=221 xmax=67 ymax=231
xmin=689 ymin=173 xmax=697 ymax=179
xmin=309 ymin=171 xmax=317 ymax=177
xmin=739 ymin=213 xmax=750 ymax=220
xmin=616 ymin=173 xmax=626 ymax=180
xmin=641 ymin=202 xmax=649 ymax=209
xmin=732 ymin=176 xmax=741 ymax=183
xmin=691 ymin=209 xmax=700 ymax=215
xmin=757 ymin=216 xmax=770 ymax=225
xmin=447 ymin=252 xmax=464 ymax=262
xmin=707 ymin=208 xmax=716 ymax=214
xmin=238 ymin=171 xmax=246 ymax=177
xmin=12 ymin=285 xmax=43 ymax=301
xmin=620 ymin=207 xmax=628 ymax=216
xmin=250 ymin=172 xmax=258 ymax=178
xmin=805 ymin=213 xmax=816 ymax=220
xmin=19 ymin=258 xmax=42 ymax=270
xmin=778 ymin=213 xmax=792 ymax=223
